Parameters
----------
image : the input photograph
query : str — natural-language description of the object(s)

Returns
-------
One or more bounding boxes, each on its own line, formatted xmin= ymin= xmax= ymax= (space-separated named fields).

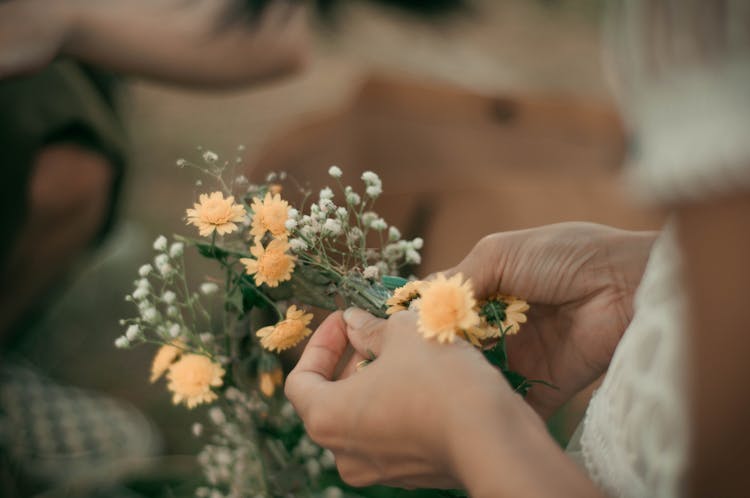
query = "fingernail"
xmin=343 ymin=307 xmax=369 ymax=329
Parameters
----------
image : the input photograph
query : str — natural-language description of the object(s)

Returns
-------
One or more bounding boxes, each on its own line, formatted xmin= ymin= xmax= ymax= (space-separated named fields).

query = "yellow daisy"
xmin=250 ymin=192 xmax=290 ymax=240
xmin=240 ymin=239 xmax=295 ymax=287
xmin=416 ymin=273 xmax=480 ymax=343
xmin=464 ymin=321 xmax=502 ymax=347
xmin=167 ymin=354 xmax=225 ymax=409
xmin=258 ymin=367 xmax=284 ymax=397
xmin=385 ymin=280 xmax=424 ymax=315
xmin=150 ymin=340 xmax=185 ymax=383
xmin=256 ymin=305 xmax=313 ymax=352
xmin=186 ymin=191 xmax=247 ymax=237
xmin=500 ymin=295 xmax=529 ymax=335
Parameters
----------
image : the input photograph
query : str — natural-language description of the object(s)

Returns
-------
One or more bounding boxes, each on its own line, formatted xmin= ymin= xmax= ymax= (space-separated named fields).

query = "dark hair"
xmin=241 ymin=0 xmax=469 ymax=18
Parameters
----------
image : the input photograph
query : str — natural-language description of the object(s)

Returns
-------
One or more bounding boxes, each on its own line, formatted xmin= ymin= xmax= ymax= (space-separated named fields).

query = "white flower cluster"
xmin=116 ymin=235 xmax=216 ymax=349
xmin=282 ymin=167 xmax=422 ymax=281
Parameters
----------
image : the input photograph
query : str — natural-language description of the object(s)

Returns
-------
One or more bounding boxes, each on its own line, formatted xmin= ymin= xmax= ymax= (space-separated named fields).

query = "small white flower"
xmin=167 ymin=305 xmax=180 ymax=318
xmin=323 ymin=486 xmax=343 ymax=498
xmin=366 ymin=184 xmax=382 ymax=198
xmin=319 ymin=449 xmax=336 ymax=469
xmin=348 ymin=227 xmax=363 ymax=242
xmin=158 ymin=263 xmax=174 ymax=277
xmin=295 ymin=436 xmax=319 ymax=458
xmin=361 ymin=171 xmax=380 ymax=185
xmin=362 ymin=211 xmax=377 ymax=227
xmin=114 ymin=336 xmax=130 ymax=348
xmin=136 ymin=278 xmax=151 ymax=290
xmin=154 ymin=253 xmax=169 ymax=268
xmin=322 ymin=218 xmax=342 ymax=236
xmin=363 ymin=265 xmax=380 ymax=280
xmin=300 ymin=225 xmax=316 ymax=239
xmin=345 ymin=191 xmax=361 ymax=205
xmin=142 ymin=307 xmax=160 ymax=323
xmin=388 ymin=226 xmax=401 ymax=241
xmin=285 ymin=218 xmax=297 ymax=230
xmin=411 ymin=237 xmax=424 ymax=250
xmin=169 ymin=242 xmax=184 ymax=258
xmin=370 ymin=218 xmax=387 ymax=231
xmin=200 ymin=332 xmax=214 ymax=343
xmin=202 ymin=150 xmax=218 ymax=163
xmin=192 ymin=423 xmax=203 ymax=437
xmin=176 ymin=158 xmax=187 ymax=167
xmin=336 ymin=207 xmax=348 ymax=219
xmin=405 ymin=248 xmax=422 ymax=265
xmin=266 ymin=172 xmax=277 ymax=182
xmin=288 ymin=208 xmax=299 ymax=219
xmin=289 ymin=238 xmax=308 ymax=252
xmin=328 ymin=165 xmax=342 ymax=178
xmin=319 ymin=187 xmax=334 ymax=200
xmin=305 ymin=458 xmax=321 ymax=479
xmin=162 ymin=290 xmax=177 ymax=304
xmin=138 ymin=264 xmax=153 ymax=277
xmin=209 ymin=407 xmax=226 ymax=425
xmin=234 ymin=174 xmax=248 ymax=185
xmin=280 ymin=402 xmax=296 ymax=419
xmin=153 ymin=235 xmax=168 ymax=252
xmin=318 ymin=198 xmax=335 ymax=213
xmin=132 ymin=287 xmax=149 ymax=300
xmin=200 ymin=282 xmax=220 ymax=295
xmin=125 ymin=324 xmax=141 ymax=341
xmin=168 ymin=323 xmax=181 ymax=337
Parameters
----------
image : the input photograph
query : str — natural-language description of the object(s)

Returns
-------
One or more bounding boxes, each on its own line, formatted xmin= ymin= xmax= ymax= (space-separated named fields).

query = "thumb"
xmin=343 ymin=307 xmax=385 ymax=358
xmin=285 ymin=311 xmax=348 ymax=416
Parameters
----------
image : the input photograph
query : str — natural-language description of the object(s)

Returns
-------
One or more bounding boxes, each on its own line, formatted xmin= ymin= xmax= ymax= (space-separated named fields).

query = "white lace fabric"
xmin=577 ymin=227 xmax=688 ymax=498
xmin=567 ymin=1 xmax=750 ymax=496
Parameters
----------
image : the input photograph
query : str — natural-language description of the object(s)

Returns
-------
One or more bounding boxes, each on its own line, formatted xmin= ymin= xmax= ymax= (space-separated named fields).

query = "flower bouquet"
xmin=116 ymin=152 xmax=535 ymax=498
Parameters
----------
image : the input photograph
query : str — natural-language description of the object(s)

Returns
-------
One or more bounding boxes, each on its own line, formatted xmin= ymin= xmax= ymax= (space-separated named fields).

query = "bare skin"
xmin=0 ymin=144 xmax=113 ymax=341
xmin=286 ymin=223 xmax=655 ymax=495
xmin=0 ymin=0 xmax=309 ymax=87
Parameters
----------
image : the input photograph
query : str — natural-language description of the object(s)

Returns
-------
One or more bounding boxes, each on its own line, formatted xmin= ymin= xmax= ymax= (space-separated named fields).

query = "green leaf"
xmin=381 ymin=275 xmax=409 ymax=290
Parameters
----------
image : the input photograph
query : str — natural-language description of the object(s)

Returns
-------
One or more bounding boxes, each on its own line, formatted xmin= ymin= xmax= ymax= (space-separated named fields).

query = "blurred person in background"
xmin=0 ymin=0 xmax=307 ymax=495
xmin=286 ymin=1 xmax=750 ymax=497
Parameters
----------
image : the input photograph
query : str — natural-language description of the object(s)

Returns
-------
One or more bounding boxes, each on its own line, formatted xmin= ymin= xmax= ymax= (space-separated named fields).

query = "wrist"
xmin=444 ymin=382 xmax=603 ymax=498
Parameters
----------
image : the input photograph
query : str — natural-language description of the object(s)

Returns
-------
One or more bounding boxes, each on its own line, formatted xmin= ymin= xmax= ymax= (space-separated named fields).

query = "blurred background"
xmin=1 ymin=0 xmax=659 ymax=496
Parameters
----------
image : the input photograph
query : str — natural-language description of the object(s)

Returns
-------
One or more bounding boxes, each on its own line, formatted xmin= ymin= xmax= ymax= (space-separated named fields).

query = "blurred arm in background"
xmin=0 ymin=0 xmax=310 ymax=345
xmin=0 ymin=0 xmax=309 ymax=88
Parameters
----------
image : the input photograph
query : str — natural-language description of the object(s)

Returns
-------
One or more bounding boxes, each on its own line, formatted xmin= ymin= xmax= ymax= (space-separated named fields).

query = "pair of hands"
xmin=285 ymin=222 xmax=655 ymax=491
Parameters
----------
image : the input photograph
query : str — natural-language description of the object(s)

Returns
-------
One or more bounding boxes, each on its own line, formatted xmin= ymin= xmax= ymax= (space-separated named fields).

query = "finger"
xmin=343 ymin=307 xmax=386 ymax=357
xmin=337 ymin=350 xmax=368 ymax=380
xmin=285 ymin=311 xmax=348 ymax=413
xmin=442 ymin=236 xmax=504 ymax=298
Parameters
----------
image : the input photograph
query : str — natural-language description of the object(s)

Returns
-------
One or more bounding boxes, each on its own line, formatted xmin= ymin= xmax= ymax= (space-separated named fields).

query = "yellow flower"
xmin=385 ymin=280 xmax=424 ymax=315
xmin=150 ymin=340 xmax=185 ymax=383
xmin=256 ymin=305 xmax=313 ymax=352
xmin=240 ymin=239 xmax=295 ymax=287
xmin=186 ymin=191 xmax=247 ymax=237
xmin=250 ymin=192 xmax=290 ymax=240
xmin=416 ymin=273 xmax=480 ymax=343
xmin=500 ymin=295 xmax=529 ymax=335
xmin=259 ymin=367 xmax=284 ymax=397
xmin=464 ymin=321 xmax=502 ymax=347
xmin=167 ymin=354 xmax=225 ymax=409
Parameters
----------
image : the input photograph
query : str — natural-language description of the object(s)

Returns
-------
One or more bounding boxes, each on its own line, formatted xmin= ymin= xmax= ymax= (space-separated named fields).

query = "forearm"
xmin=678 ymin=192 xmax=750 ymax=496
xmin=63 ymin=0 xmax=308 ymax=88
xmin=448 ymin=391 xmax=604 ymax=498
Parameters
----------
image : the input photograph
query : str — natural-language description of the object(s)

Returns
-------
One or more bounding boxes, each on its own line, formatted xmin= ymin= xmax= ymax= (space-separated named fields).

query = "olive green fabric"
xmin=0 ymin=59 xmax=127 ymax=267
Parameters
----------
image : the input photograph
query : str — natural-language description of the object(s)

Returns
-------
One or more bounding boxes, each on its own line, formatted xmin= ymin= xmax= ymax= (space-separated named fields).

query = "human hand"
xmin=447 ymin=222 xmax=656 ymax=418
xmin=285 ymin=309 xmax=541 ymax=490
